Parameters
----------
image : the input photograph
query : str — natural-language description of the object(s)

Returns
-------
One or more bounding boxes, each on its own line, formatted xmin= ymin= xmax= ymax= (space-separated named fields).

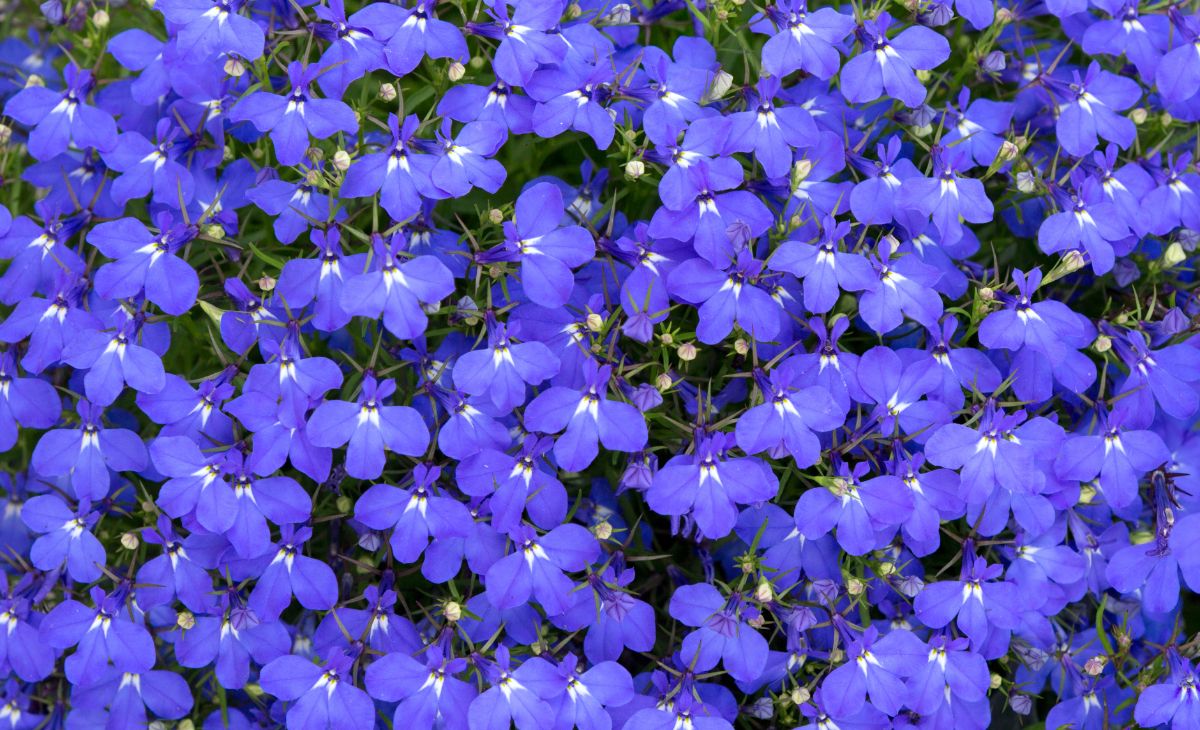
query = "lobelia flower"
xmin=39 ymin=586 xmax=155 ymax=684
xmin=914 ymin=554 xmax=1020 ymax=647
xmin=977 ymin=268 xmax=1097 ymax=402
xmin=150 ymin=436 xmax=237 ymax=534
xmin=87 ymin=212 xmax=200 ymax=315
xmin=553 ymin=561 xmax=657 ymax=663
xmin=647 ymin=431 xmax=779 ymax=540
xmin=310 ymin=0 xmax=388 ymax=99
xmin=768 ymin=217 xmax=876 ymax=315
xmin=892 ymin=451 xmax=963 ymax=557
xmin=839 ymin=13 xmax=950 ymax=108
xmin=0 ymin=351 xmax=59 ymax=452
xmin=925 ymin=402 xmax=1046 ymax=504
xmin=785 ymin=130 xmax=853 ymax=222
xmin=457 ymin=436 xmax=569 ymax=533
xmin=438 ymin=78 xmax=537 ymax=134
xmin=32 ymin=399 xmax=147 ymax=502
xmin=906 ymin=635 xmax=991 ymax=718
xmin=754 ymin=0 xmax=856 ymax=79
xmin=135 ymin=516 xmax=215 ymax=613
xmin=353 ymin=464 xmax=473 ymax=562
xmin=20 ymin=497 xmax=105 ymax=581
xmin=735 ymin=367 xmax=844 ymax=467
xmin=174 ymin=598 xmax=291 ymax=689
xmin=365 ymin=0 xmax=468 ymax=77
xmin=100 ymin=119 xmax=196 ymax=208
xmin=523 ymin=360 xmax=648 ymax=472
xmin=466 ymin=646 xmax=558 ymax=730
xmin=308 ymin=374 xmax=430 ymax=480
xmin=247 ymin=163 xmax=335 ymax=244
xmin=259 ymin=650 xmax=375 ymax=730
xmin=1055 ymin=407 xmax=1170 ymax=509
xmin=154 ymin=0 xmax=265 ymax=62
xmin=1082 ymin=0 xmax=1170 ymax=80
xmin=224 ymin=451 xmax=312 ymax=558
xmin=61 ymin=310 xmax=166 ymax=407
xmin=230 ymin=61 xmax=358 ymax=167
xmin=471 ymin=0 xmax=569 ymax=87
xmin=241 ymin=330 xmax=343 ymax=428
xmin=667 ymin=249 xmax=783 ymax=345
xmin=527 ymin=60 xmax=619 ymax=149
xmin=725 ymin=76 xmax=818 ymax=178
xmin=793 ymin=460 xmax=914 ymax=556
xmin=453 ymin=312 xmax=561 ymax=413
xmin=897 ymin=148 xmax=994 ymax=247
xmin=69 ymin=665 xmax=193 ymax=728
xmin=430 ymin=385 xmax=513 ymax=460
xmin=858 ymin=240 xmax=945 ymax=334
xmin=340 ymin=113 xmax=435 ymax=222
xmin=1110 ymin=328 xmax=1200 ymax=427
xmin=1052 ymin=62 xmax=1141 ymax=158
xmin=509 ymin=652 xmax=634 ymax=730
xmin=247 ymin=524 xmax=338 ymax=620
xmin=0 ymin=577 xmax=53 ymax=682
xmin=849 ymin=135 xmax=922 ymax=224
xmin=1134 ymin=648 xmax=1200 ymax=728
xmin=2 ymin=62 xmax=117 ymax=161
xmin=1141 ymin=152 xmax=1200 ymax=236
xmin=939 ymin=88 xmax=1014 ymax=169
xmin=819 ymin=619 xmax=928 ymax=718
xmin=784 ymin=317 xmax=866 ymax=411
xmin=637 ymin=37 xmax=717 ymax=142
xmin=1154 ymin=13 xmax=1200 ymax=104
xmin=477 ymin=181 xmax=595 ymax=308
xmin=485 ymin=523 xmax=599 ymax=615
xmin=668 ymin=583 xmax=769 ymax=683
xmin=0 ymin=202 xmax=86 ymax=306
xmin=427 ymin=119 xmax=508 ymax=198
xmin=910 ymin=316 xmax=1002 ymax=410
xmin=364 ymin=644 xmax=477 ymax=730
xmin=1037 ymin=172 xmax=1129 ymax=275
xmin=340 ymin=232 xmax=456 ymax=340
xmin=275 ymin=227 xmax=367 ymax=332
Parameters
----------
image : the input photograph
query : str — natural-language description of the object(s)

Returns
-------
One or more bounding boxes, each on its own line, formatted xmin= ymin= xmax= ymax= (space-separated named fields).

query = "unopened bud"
xmin=789 ymin=688 xmax=811 ymax=705
xmin=307 ymin=146 xmax=325 ymax=162
xmin=336 ymin=495 xmax=353 ymax=514
xmin=701 ymin=70 xmax=733 ymax=104
xmin=747 ymin=614 xmax=765 ymax=629
xmin=586 ymin=313 xmax=604 ymax=332
xmin=223 ymin=144 xmax=235 ymax=161
xmin=0 ymin=124 xmax=11 ymax=146
xmin=592 ymin=521 xmax=613 ymax=540
xmin=733 ymin=338 xmax=749 ymax=356
xmin=911 ymin=123 xmax=933 ymax=138
xmin=332 ymin=149 xmax=352 ymax=172
xmin=792 ymin=159 xmax=814 ymax=186
xmin=878 ymin=561 xmax=895 ymax=576
xmin=120 ymin=532 xmax=140 ymax=550
xmin=204 ymin=224 xmax=225 ymax=240
xmin=224 ymin=58 xmax=247 ymax=77
xmin=1084 ymin=655 xmax=1107 ymax=676
xmin=1015 ymin=170 xmax=1038 ymax=193
xmin=566 ymin=1 xmax=582 ymax=17
xmin=176 ymin=611 xmax=195 ymax=630
xmin=1164 ymin=241 xmax=1187 ymax=267
xmin=1092 ymin=335 xmax=1111 ymax=354
xmin=1061 ymin=249 xmax=1086 ymax=274
xmin=25 ymin=75 xmax=44 ymax=88
xmin=177 ymin=721 xmax=195 ymax=730
xmin=659 ymin=332 xmax=673 ymax=345
xmin=92 ymin=9 xmax=110 ymax=27
xmin=305 ymin=168 xmax=323 ymax=187
xmin=998 ymin=140 xmax=1019 ymax=161
xmin=655 ymin=373 xmax=674 ymax=391
xmin=624 ymin=159 xmax=645 ymax=179
xmin=754 ymin=579 xmax=774 ymax=603
xmin=258 ymin=276 xmax=276 ymax=292
xmin=989 ymin=673 xmax=1003 ymax=690
xmin=995 ymin=7 xmax=1015 ymax=23
xmin=488 ymin=208 xmax=504 ymax=225
xmin=978 ymin=286 xmax=994 ymax=301
xmin=1130 ymin=107 xmax=1148 ymax=125
xmin=448 ymin=62 xmax=466 ymax=82
xmin=1078 ymin=483 xmax=1097 ymax=504
xmin=444 ymin=601 xmax=462 ymax=622
xmin=378 ymin=83 xmax=397 ymax=102
xmin=846 ymin=577 xmax=865 ymax=596
xmin=678 ymin=343 xmax=697 ymax=361
xmin=1161 ymin=111 xmax=1173 ymax=128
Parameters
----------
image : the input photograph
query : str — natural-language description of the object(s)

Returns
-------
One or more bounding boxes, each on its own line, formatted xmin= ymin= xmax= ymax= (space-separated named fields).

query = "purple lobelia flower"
xmin=527 ymin=60 xmax=619 ymax=149
xmin=668 ymin=249 xmax=782 ymax=345
xmin=735 ymin=367 xmax=844 ymax=467
xmin=840 ymin=13 xmax=950 ymax=107
xmin=755 ymin=0 xmax=856 ymax=79
xmin=248 ymin=524 xmax=339 ymax=620
xmin=453 ymin=312 xmax=561 ymax=413
xmin=1110 ymin=328 xmax=1200 ymax=427
xmin=897 ymin=148 xmax=993 ymax=247
xmin=725 ymin=76 xmax=818 ymax=179
xmin=259 ymin=650 xmax=375 ymax=730
xmin=768 ymin=217 xmax=876 ymax=315
xmin=911 ymin=316 xmax=1002 ymax=410
xmin=32 ymin=398 xmax=147 ymax=502
xmin=21 ymin=494 xmax=105 ymax=583
xmin=523 ymin=360 xmax=648 ymax=472
xmin=230 ymin=62 xmax=358 ymax=166
xmin=150 ymin=436 xmax=237 ymax=535
xmin=0 ymin=203 xmax=86 ymax=307
xmin=366 ymin=0 xmax=468 ymax=77
xmin=793 ymin=460 xmax=913 ymax=556
xmin=60 ymin=310 xmax=165 ymax=407
xmin=0 ymin=351 xmax=59 ymax=452
xmin=485 ymin=523 xmax=598 ymax=615
xmin=175 ymin=598 xmax=291 ymax=689
xmin=39 ymin=586 xmax=155 ymax=684
xmin=0 ymin=577 xmax=54 ymax=682
xmin=849 ymin=136 xmax=922 ymax=224
xmin=1055 ymin=406 xmax=1169 ymax=509
xmin=2 ymin=62 xmax=116 ymax=161
xmin=466 ymin=646 xmax=559 ymax=730
xmin=554 ymin=559 xmax=657 ymax=663
xmin=308 ymin=374 xmax=430 ymax=480
xmin=87 ymin=212 xmax=199 ymax=316
xmin=472 ymin=0 xmax=568 ymax=87
xmin=914 ymin=553 xmax=1020 ymax=647
xmin=669 ymin=583 xmax=769 ymax=683
xmin=925 ymin=402 xmax=1045 ymax=504
xmin=101 ymin=119 xmax=196 ymax=208
xmin=647 ymin=431 xmax=779 ymax=540
xmin=155 ymin=0 xmax=265 ymax=62
xmin=457 ymin=436 xmax=568 ymax=533
xmin=510 ymin=652 xmax=634 ymax=730
xmin=313 ymin=584 xmax=421 ymax=657
xmin=1052 ymin=62 xmax=1141 ymax=158
xmin=428 ymin=119 xmax=508 ymax=198
xmin=247 ymin=162 xmax=335 ymax=245
xmin=365 ymin=644 xmax=477 ymax=730
xmin=905 ymin=635 xmax=991 ymax=717
xmin=340 ymin=113 xmax=435 ymax=222
xmin=1037 ymin=172 xmax=1129 ymax=275
xmin=1135 ymin=649 xmax=1200 ymax=728
xmin=69 ymin=665 xmax=194 ymax=728
xmin=858 ymin=241 xmax=944 ymax=335
xmin=224 ymin=451 xmax=312 ymax=558
xmin=353 ymin=464 xmax=473 ymax=562
xmin=242 ymin=330 xmax=343 ymax=428
xmin=135 ymin=516 xmax=215 ymax=613
xmin=275 ymin=227 xmax=367 ymax=332
xmin=341 ymin=232 xmax=455 ymax=340
xmin=477 ymin=181 xmax=595 ymax=308
xmin=819 ymin=619 xmax=928 ymax=718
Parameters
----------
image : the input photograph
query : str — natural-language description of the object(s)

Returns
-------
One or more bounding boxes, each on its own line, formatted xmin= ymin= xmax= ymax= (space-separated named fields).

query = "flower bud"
xmin=586 ymin=313 xmax=604 ymax=332
xmin=678 ymin=343 xmax=697 ymax=361
xmin=204 ymin=224 xmax=225 ymax=240
xmin=177 ymin=721 xmax=196 ymax=730
xmin=1161 ymin=111 xmax=1173 ymax=127
xmin=846 ymin=577 xmax=865 ymax=596
xmin=995 ymin=7 xmax=1014 ymax=23
xmin=378 ymin=82 xmax=397 ymax=102
xmin=305 ymin=168 xmax=323 ymax=186
xmin=470 ymin=56 xmax=485 ymax=70
xmin=747 ymin=614 xmax=765 ymax=629
xmin=655 ymin=373 xmax=674 ymax=391
xmin=444 ymin=601 xmax=462 ymax=622
xmin=25 ymin=75 xmax=44 ymax=88
xmin=1015 ymin=170 xmax=1038 ymax=193
xmin=701 ymin=70 xmax=733 ymax=104
xmin=92 ymin=9 xmax=109 ymax=27
xmin=0 ymin=124 xmax=11 ymax=146
xmin=307 ymin=146 xmax=325 ymax=162
xmin=336 ymin=495 xmax=353 ymax=514
xmin=1092 ymin=335 xmax=1111 ymax=354
xmin=733 ymin=338 xmax=749 ymax=355
xmin=791 ymin=159 xmax=813 ymax=186
xmin=1010 ymin=695 xmax=1033 ymax=715
xmin=1084 ymin=655 xmax=1107 ymax=676
xmin=488 ymin=208 xmax=504 ymax=225
xmin=121 ymin=532 xmax=140 ymax=550
xmin=258 ymin=275 xmax=276 ymax=292
xmin=659 ymin=332 xmax=673 ymax=345
xmin=592 ymin=521 xmax=613 ymax=540
xmin=223 ymin=144 xmax=235 ymax=161
xmin=224 ymin=58 xmax=247 ymax=77
xmin=754 ymin=579 xmax=774 ymax=603
xmin=1078 ymin=483 xmax=1097 ymax=504
xmin=1130 ymin=107 xmax=1148 ymax=125
xmin=331 ymin=149 xmax=352 ymax=172
xmin=989 ymin=673 xmax=1003 ymax=690
xmin=977 ymin=286 xmax=994 ymax=301
xmin=790 ymin=688 xmax=811 ymax=705
xmin=878 ymin=561 xmax=895 ymax=576
xmin=1164 ymin=241 xmax=1187 ymax=267
xmin=448 ymin=62 xmax=466 ymax=82
xmin=998 ymin=140 xmax=1019 ymax=161
xmin=176 ymin=611 xmax=196 ymax=631
xmin=624 ymin=159 xmax=645 ymax=179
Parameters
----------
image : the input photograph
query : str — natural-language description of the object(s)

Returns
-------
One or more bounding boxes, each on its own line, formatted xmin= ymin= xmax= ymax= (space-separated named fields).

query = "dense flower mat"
xmin=1 ymin=0 xmax=1200 ymax=727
